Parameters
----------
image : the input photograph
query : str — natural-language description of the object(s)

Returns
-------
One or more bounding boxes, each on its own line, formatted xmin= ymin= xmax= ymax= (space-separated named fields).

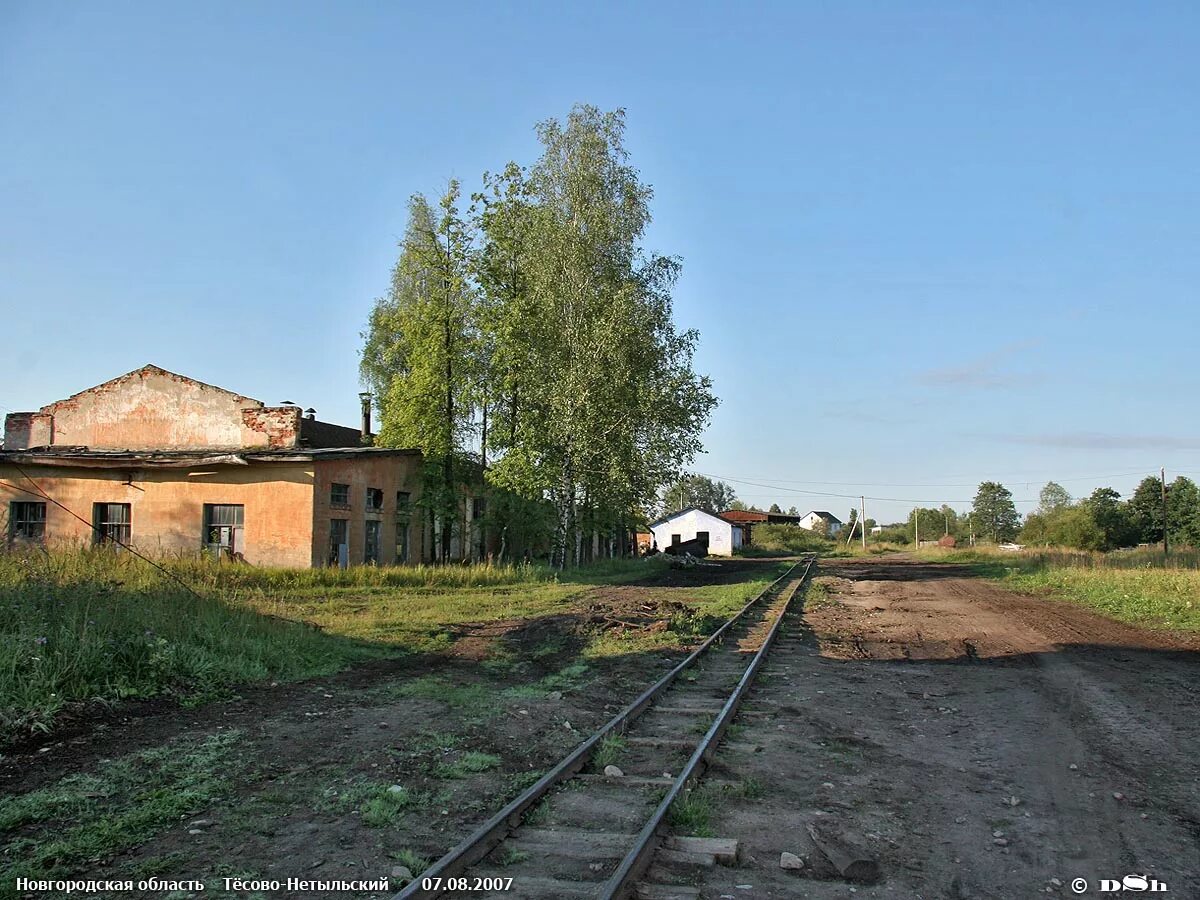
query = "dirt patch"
xmin=684 ymin=556 xmax=1200 ymax=898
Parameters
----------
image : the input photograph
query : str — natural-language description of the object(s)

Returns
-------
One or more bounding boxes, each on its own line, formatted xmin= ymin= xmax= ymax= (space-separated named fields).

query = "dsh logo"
xmin=1081 ymin=874 xmax=1169 ymax=892
xmin=1072 ymin=875 xmax=1169 ymax=893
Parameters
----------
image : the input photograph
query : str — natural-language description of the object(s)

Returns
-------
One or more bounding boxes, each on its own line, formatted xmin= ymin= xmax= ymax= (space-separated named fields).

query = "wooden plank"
xmin=663 ymin=836 xmax=739 ymax=865
xmin=806 ymin=823 xmax=882 ymax=884
xmin=654 ymin=848 xmax=716 ymax=867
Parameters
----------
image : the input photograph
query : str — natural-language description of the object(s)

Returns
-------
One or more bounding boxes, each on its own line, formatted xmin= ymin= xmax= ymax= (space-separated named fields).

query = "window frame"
xmin=93 ymin=502 xmax=131 ymax=547
xmin=366 ymin=487 xmax=384 ymax=512
xmin=9 ymin=501 xmax=47 ymax=545
xmin=329 ymin=518 xmax=348 ymax=566
xmin=364 ymin=519 xmax=381 ymax=565
xmin=330 ymin=483 xmax=351 ymax=509
xmin=202 ymin=504 xmax=245 ymax=556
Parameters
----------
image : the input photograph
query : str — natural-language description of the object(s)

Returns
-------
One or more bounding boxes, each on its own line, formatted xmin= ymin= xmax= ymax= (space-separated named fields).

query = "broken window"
xmin=93 ymin=503 xmax=131 ymax=546
xmin=396 ymin=520 xmax=410 ymax=563
xmin=330 ymin=483 xmax=350 ymax=508
xmin=9 ymin=501 xmax=46 ymax=545
xmin=203 ymin=504 xmax=244 ymax=556
xmin=329 ymin=519 xmax=348 ymax=566
xmin=364 ymin=519 xmax=380 ymax=565
xmin=366 ymin=487 xmax=384 ymax=512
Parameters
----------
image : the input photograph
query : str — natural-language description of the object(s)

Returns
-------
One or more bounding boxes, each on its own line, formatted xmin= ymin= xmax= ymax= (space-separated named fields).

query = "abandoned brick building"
xmin=0 ymin=365 xmax=487 ymax=567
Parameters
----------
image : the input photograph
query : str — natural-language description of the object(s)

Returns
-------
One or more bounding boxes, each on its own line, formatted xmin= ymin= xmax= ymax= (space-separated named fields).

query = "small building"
xmin=798 ymin=510 xmax=844 ymax=535
xmin=0 ymin=365 xmax=492 ymax=566
xmin=649 ymin=507 xmax=743 ymax=557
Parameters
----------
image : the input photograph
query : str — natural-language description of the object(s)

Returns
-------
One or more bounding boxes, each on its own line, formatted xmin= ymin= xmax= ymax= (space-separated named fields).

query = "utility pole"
xmin=860 ymin=496 xmax=867 ymax=550
xmin=1161 ymin=467 xmax=1170 ymax=557
xmin=913 ymin=508 xmax=919 ymax=549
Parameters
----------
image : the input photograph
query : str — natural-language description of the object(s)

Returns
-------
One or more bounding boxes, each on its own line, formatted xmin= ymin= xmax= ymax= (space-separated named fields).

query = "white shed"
xmin=798 ymin=510 xmax=844 ymax=535
xmin=649 ymin=507 xmax=742 ymax=557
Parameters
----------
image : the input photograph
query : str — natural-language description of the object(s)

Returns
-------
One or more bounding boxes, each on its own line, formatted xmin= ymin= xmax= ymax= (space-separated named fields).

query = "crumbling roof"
xmin=0 ymin=447 xmax=420 ymax=469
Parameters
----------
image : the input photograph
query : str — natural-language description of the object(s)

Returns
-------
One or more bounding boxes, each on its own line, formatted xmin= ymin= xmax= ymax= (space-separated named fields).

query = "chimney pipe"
xmin=359 ymin=392 xmax=373 ymax=440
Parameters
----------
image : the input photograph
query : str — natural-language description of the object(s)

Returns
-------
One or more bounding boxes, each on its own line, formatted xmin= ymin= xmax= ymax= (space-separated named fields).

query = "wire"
xmin=3 ymin=465 xmax=210 ymax=602
xmin=696 ymin=472 xmax=1037 ymax=505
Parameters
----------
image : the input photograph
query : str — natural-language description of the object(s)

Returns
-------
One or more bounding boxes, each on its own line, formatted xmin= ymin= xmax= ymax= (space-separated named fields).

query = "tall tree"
xmin=1128 ymin=475 xmax=1164 ymax=545
xmin=973 ymin=482 xmax=1020 ymax=542
xmin=482 ymin=105 xmax=717 ymax=566
xmin=660 ymin=474 xmax=737 ymax=515
xmin=769 ymin=503 xmax=783 ymax=514
xmin=361 ymin=185 xmax=478 ymax=561
xmin=1087 ymin=487 xmax=1136 ymax=550
xmin=1038 ymin=481 xmax=1072 ymax=515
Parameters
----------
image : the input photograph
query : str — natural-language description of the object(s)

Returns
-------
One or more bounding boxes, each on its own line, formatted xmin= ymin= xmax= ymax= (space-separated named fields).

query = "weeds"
xmin=390 ymin=849 xmax=429 ymax=877
xmin=434 ymin=751 xmax=502 ymax=779
xmin=667 ymin=786 xmax=715 ymax=837
xmin=591 ymin=733 xmax=626 ymax=769
xmin=0 ymin=730 xmax=244 ymax=892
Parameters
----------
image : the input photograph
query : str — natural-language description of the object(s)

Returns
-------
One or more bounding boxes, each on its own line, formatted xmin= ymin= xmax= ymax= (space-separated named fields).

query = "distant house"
xmin=798 ymin=510 xmax=844 ymax=535
xmin=649 ymin=507 xmax=743 ymax=557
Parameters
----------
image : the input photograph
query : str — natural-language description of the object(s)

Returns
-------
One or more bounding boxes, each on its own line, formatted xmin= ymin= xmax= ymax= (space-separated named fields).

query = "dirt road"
xmin=692 ymin=557 xmax=1200 ymax=899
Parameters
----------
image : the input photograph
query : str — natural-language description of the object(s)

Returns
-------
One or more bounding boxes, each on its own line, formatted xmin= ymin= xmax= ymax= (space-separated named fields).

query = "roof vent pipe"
xmin=359 ymin=392 xmax=373 ymax=440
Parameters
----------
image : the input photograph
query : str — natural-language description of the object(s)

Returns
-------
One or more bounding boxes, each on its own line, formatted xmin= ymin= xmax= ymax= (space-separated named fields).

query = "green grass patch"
xmin=0 ymin=730 xmax=244 ymax=895
xmin=433 ymin=751 xmax=502 ymax=779
xmin=591 ymin=733 xmax=626 ymax=769
xmin=667 ymin=786 xmax=716 ymax=837
xmin=389 ymin=848 xmax=429 ymax=878
xmin=319 ymin=778 xmax=416 ymax=826
xmin=0 ymin=550 xmax=387 ymax=739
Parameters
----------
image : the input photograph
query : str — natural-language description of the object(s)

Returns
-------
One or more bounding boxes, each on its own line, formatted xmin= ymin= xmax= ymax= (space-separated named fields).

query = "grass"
xmin=736 ymin=525 xmax=835 ymax=558
xmin=433 ymin=751 xmax=502 ymax=779
xmin=667 ymin=786 xmax=716 ymax=837
xmin=319 ymin=778 xmax=416 ymax=826
xmin=0 ymin=729 xmax=244 ymax=898
xmin=918 ymin=546 xmax=1200 ymax=632
xmin=390 ymin=848 xmax=430 ymax=877
xmin=0 ymin=547 xmax=671 ymax=739
xmin=591 ymin=733 xmax=626 ymax=769
xmin=585 ymin=563 xmax=790 ymax=659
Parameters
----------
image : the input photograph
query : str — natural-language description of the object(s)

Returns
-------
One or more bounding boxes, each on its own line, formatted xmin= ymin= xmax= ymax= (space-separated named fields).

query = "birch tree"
xmin=361 ymin=184 xmax=477 ymax=561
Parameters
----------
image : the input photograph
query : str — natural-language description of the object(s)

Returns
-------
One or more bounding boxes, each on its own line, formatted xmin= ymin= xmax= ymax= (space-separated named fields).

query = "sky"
xmin=2 ymin=2 xmax=1198 ymax=523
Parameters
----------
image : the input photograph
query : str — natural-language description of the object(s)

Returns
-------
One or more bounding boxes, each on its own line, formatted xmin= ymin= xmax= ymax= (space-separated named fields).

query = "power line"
xmin=2 ymin=465 xmax=210 ymax=602
xmin=696 ymin=472 xmax=1037 ymax=505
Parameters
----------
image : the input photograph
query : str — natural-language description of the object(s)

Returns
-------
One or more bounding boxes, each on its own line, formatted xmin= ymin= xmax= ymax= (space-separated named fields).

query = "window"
xmin=329 ymin=519 xmax=348 ymax=566
xmin=203 ymin=504 xmax=244 ymax=556
xmin=93 ymin=503 xmax=131 ymax=546
xmin=330 ymin=483 xmax=350 ymax=508
xmin=671 ymin=534 xmax=682 ymax=546
xmin=366 ymin=487 xmax=384 ymax=512
xmin=395 ymin=491 xmax=412 ymax=518
xmin=9 ymin=502 xmax=46 ymax=545
xmin=471 ymin=497 xmax=486 ymax=519
xmin=396 ymin=520 xmax=410 ymax=563
xmin=364 ymin=520 xmax=380 ymax=564
xmin=696 ymin=531 xmax=710 ymax=547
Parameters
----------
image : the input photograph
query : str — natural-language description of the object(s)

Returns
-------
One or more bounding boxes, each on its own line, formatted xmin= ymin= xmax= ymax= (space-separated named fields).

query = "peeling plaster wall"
xmin=34 ymin=366 xmax=301 ymax=450
xmin=0 ymin=462 xmax=316 ymax=567
xmin=311 ymin=455 xmax=424 ymax=566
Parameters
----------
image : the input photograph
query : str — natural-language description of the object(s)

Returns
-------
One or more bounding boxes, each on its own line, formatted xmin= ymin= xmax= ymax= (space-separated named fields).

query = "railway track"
xmin=393 ymin=555 xmax=817 ymax=900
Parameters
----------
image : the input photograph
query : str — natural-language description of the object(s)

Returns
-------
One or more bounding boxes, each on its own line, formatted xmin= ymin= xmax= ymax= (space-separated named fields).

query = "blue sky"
xmin=3 ymin=2 xmax=1198 ymax=523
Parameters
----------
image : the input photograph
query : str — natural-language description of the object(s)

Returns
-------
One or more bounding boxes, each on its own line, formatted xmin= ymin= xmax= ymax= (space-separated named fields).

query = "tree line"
xmin=360 ymin=105 xmax=717 ymax=567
